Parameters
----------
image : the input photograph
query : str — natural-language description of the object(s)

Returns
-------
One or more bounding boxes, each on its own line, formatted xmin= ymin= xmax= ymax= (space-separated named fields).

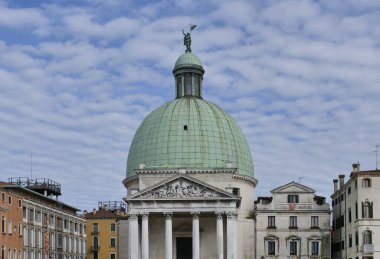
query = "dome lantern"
xmin=172 ymin=27 xmax=204 ymax=99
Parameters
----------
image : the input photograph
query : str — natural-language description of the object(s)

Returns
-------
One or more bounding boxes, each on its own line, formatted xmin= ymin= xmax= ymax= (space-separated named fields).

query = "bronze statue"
xmin=182 ymin=24 xmax=197 ymax=52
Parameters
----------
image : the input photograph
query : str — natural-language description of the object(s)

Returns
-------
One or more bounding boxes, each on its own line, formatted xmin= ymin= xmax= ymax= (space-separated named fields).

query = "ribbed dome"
xmin=173 ymin=52 xmax=203 ymax=72
xmin=126 ymin=98 xmax=254 ymax=177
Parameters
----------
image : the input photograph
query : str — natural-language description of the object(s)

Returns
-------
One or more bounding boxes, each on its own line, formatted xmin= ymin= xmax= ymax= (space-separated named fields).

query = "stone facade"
xmin=331 ymin=163 xmax=380 ymax=259
xmin=124 ymin=169 xmax=257 ymax=259
xmin=255 ymin=182 xmax=331 ymax=259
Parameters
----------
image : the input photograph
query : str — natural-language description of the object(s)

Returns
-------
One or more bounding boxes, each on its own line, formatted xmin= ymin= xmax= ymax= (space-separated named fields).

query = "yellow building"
xmin=85 ymin=202 xmax=126 ymax=259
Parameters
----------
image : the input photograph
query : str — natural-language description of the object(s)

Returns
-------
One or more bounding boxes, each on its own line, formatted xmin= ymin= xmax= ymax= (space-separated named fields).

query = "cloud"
xmin=0 ymin=3 xmax=49 ymax=28
xmin=0 ymin=0 xmax=379 ymax=210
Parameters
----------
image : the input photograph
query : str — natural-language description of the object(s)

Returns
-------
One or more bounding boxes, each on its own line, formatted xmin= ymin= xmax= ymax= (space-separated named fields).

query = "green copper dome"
xmin=126 ymin=98 xmax=254 ymax=177
xmin=126 ymin=46 xmax=253 ymax=178
xmin=173 ymin=52 xmax=204 ymax=72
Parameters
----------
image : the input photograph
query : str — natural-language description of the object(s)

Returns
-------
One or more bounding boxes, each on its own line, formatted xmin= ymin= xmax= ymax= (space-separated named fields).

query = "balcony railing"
xmin=91 ymin=246 xmax=100 ymax=251
xmin=363 ymin=244 xmax=374 ymax=253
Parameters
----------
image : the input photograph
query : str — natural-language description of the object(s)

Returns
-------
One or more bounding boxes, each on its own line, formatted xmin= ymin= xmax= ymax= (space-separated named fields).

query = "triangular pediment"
xmin=126 ymin=174 xmax=239 ymax=201
xmin=271 ymin=181 xmax=315 ymax=194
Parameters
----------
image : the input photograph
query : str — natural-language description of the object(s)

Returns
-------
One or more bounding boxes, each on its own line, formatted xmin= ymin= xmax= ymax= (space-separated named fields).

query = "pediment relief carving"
xmin=128 ymin=175 xmax=237 ymax=200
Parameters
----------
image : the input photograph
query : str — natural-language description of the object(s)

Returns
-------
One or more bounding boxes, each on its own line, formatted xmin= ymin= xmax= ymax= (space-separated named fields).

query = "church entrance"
xmin=176 ymin=237 xmax=192 ymax=259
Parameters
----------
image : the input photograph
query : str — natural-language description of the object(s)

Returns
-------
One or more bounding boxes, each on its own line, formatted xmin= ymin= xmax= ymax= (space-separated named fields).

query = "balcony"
xmin=362 ymin=244 xmax=374 ymax=254
xmin=91 ymin=230 xmax=99 ymax=235
xmin=91 ymin=246 xmax=100 ymax=251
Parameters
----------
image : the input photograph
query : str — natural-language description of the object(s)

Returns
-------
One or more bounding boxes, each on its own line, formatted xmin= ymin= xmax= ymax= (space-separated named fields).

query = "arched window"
xmin=362 ymin=201 xmax=373 ymax=218
xmin=363 ymin=178 xmax=371 ymax=187
xmin=363 ymin=230 xmax=372 ymax=244
xmin=1 ymin=245 xmax=5 ymax=259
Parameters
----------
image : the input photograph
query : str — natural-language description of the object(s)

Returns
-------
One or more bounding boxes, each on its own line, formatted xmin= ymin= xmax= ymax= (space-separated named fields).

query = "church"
xmin=123 ymin=30 xmax=257 ymax=259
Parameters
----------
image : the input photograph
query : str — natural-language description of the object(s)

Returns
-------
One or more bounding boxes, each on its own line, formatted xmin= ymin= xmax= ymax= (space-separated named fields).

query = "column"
xmin=128 ymin=213 xmax=139 ymax=259
xmin=164 ymin=212 xmax=173 ymax=259
xmin=191 ymin=211 xmax=200 ymax=259
xmin=216 ymin=212 xmax=224 ymax=259
xmin=226 ymin=212 xmax=238 ymax=259
xmin=141 ymin=213 xmax=149 ymax=259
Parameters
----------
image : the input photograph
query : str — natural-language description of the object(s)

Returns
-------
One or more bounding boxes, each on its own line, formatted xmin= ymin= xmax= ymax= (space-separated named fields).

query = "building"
xmin=255 ymin=181 xmax=331 ymax=259
xmin=123 ymin=32 xmax=257 ymax=259
xmin=84 ymin=201 xmax=127 ymax=259
xmin=331 ymin=163 xmax=380 ymax=259
xmin=2 ymin=177 xmax=86 ymax=259
xmin=1 ymin=185 xmax=23 ymax=259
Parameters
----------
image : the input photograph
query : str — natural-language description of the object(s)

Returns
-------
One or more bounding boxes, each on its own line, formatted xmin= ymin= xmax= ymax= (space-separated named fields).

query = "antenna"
xmin=30 ymin=152 xmax=35 ymax=179
xmin=375 ymin=145 xmax=380 ymax=170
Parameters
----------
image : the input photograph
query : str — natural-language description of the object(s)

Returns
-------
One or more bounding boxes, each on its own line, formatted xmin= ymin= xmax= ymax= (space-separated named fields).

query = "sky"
xmin=0 ymin=0 xmax=379 ymax=211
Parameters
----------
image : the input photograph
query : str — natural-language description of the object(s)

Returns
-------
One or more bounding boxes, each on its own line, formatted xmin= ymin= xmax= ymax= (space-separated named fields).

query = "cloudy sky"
xmin=1 ymin=0 xmax=379 ymax=211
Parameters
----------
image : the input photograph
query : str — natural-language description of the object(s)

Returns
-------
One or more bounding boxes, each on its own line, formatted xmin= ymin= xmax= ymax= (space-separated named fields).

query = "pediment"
xmin=126 ymin=174 xmax=239 ymax=201
xmin=271 ymin=181 xmax=315 ymax=194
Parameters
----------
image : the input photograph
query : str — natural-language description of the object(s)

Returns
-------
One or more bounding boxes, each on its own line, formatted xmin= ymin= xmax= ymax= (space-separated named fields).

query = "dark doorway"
xmin=176 ymin=237 xmax=192 ymax=259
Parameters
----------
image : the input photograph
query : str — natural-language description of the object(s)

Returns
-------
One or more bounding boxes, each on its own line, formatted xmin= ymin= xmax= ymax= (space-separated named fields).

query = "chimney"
xmin=92 ymin=208 xmax=96 ymax=214
xmin=352 ymin=162 xmax=360 ymax=173
xmin=333 ymin=179 xmax=339 ymax=192
xmin=338 ymin=174 xmax=345 ymax=189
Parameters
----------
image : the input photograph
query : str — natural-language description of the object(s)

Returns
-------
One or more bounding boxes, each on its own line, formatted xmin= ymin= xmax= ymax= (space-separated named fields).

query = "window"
xmin=184 ymin=73 xmax=192 ymax=96
xmin=311 ymin=241 xmax=319 ymax=255
xmin=110 ymin=223 xmax=115 ymax=231
xmin=311 ymin=216 xmax=319 ymax=228
xmin=363 ymin=178 xmax=371 ymax=187
xmin=362 ymin=201 xmax=373 ymax=218
xmin=1 ymin=216 xmax=5 ymax=233
xmin=268 ymin=240 xmax=275 ymax=255
xmin=349 ymin=234 xmax=352 ymax=247
xmin=348 ymin=186 xmax=351 ymax=194
xmin=7 ymin=220 xmax=12 ymax=234
xmin=8 ymin=196 xmax=11 ymax=205
xmin=265 ymin=236 xmax=278 ymax=256
xmin=93 ymin=223 xmax=99 ymax=235
xmin=363 ymin=230 xmax=372 ymax=244
xmin=110 ymin=237 xmax=116 ymax=247
xmin=35 ymin=211 xmax=42 ymax=223
xmin=18 ymin=199 xmax=22 ymax=207
xmin=290 ymin=241 xmax=297 ymax=255
xmin=110 ymin=253 xmax=116 ymax=259
xmin=288 ymin=195 xmax=299 ymax=203
xmin=268 ymin=216 xmax=276 ymax=228
xmin=289 ymin=216 xmax=297 ymax=228
xmin=355 ymin=202 xmax=358 ymax=219
xmin=1 ymin=192 xmax=5 ymax=202
xmin=355 ymin=231 xmax=358 ymax=246
xmin=348 ymin=208 xmax=352 ymax=222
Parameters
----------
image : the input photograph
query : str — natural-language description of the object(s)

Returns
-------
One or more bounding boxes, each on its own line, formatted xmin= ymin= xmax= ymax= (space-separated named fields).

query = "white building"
xmin=331 ymin=163 xmax=380 ymax=259
xmin=123 ymin=35 xmax=257 ymax=259
xmin=255 ymin=182 xmax=331 ymax=259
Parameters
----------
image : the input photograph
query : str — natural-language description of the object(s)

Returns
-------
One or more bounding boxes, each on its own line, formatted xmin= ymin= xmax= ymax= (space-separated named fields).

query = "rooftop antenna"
xmin=375 ymin=145 xmax=380 ymax=170
xmin=30 ymin=152 xmax=35 ymax=179
xmin=298 ymin=177 xmax=306 ymax=183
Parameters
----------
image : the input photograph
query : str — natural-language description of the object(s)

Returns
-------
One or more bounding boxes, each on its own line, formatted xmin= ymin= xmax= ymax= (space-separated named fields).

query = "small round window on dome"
xmin=184 ymin=125 xmax=188 ymax=131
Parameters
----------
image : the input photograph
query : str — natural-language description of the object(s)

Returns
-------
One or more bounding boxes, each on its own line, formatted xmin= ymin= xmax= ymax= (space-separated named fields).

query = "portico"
xmin=125 ymin=174 xmax=241 ymax=259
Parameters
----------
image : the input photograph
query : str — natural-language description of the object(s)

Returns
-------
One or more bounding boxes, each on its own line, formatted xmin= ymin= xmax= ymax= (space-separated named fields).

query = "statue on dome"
xmin=182 ymin=24 xmax=197 ymax=52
